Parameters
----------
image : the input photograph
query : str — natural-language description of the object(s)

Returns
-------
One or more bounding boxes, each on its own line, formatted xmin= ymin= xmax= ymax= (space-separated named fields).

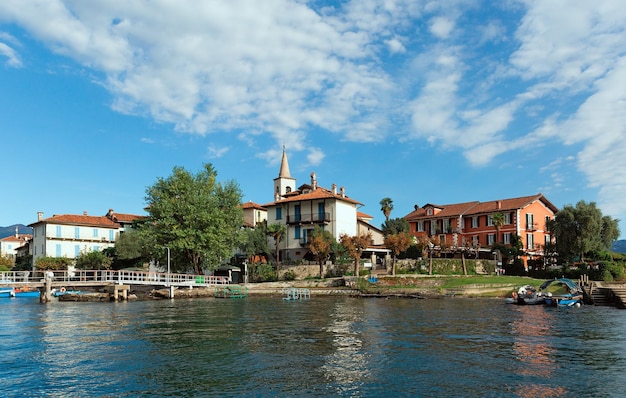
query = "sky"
xmin=0 ymin=0 xmax=625 ymax=238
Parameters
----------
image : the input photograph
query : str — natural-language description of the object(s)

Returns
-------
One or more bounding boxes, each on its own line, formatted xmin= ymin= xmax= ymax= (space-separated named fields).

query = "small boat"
xmin=506 ymin=285 xmax=545 ymax=305
xmin=0 ymin=287 xmax=40 ymax=298
xmin=540 ymin=278 xmax=583 ymax=308
xmin=53 ymin=288 xmax=82 ymax=297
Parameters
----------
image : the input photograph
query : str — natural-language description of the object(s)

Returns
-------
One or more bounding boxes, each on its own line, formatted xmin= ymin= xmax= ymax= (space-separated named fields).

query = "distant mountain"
xmin=0 ymin=224 xmax=31 ymax=239
xmin=613 ymin=240 xmax=626 ymax=254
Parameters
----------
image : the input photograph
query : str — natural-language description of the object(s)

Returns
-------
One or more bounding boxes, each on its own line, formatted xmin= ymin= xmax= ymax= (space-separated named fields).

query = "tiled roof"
xmin=0 ymin=234 xmax=32 ymax=243
xmin=357 ymin=211 xmax=373 ymax=220
xmin=263 ymin=186 xmax=362 ymax=206
xmin=404 ymin=194 xmax=557 ymax=220
xmin=240 ymin=201 xmax=267 ymax=210
xmin=30 ymin=214 xmax=121 ymax=228
xmin=108 ymin=213 xmax=146 ymax=223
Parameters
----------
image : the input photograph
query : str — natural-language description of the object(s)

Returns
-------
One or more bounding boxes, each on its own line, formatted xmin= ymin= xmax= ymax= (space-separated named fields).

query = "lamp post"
xmin=165 ymin=247 xmax=170 ymax=286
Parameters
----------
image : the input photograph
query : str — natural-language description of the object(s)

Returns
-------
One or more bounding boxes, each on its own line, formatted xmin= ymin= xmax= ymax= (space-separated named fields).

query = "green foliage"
xmin=381 ymin=217 xmax=409 ymax=236
xmin=35 ymin=256 xmax=73 ymax=270
xmin=75 ymin=250 xmax=113 ymax=270
xmin=379 ymin=197 xmax=394 ymax=221
xmin=143 ymin=163 xmax=244 ymax=274
xmin=250 ymin=264 xmax=277 ymax=282
xmin=0 ymin=255 xmax=12 ymax=268
xmin=239 ymin=220 xmax=270 ymax=261
xmin=282 ymin=269 xmax=296 ymax=281
xmin=548 ymin=200 xmax=620 ymax=263
xmin=0 ymin=264 xmax=11 ymax=272
xmin=267 ymin=223 xmax=286 ymax=269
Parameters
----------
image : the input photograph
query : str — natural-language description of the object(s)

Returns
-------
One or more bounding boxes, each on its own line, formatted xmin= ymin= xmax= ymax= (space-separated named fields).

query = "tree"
xmin=239 ymin=220 xmax=270 ymax=265
xmin=491 ymin=212 xmax=505 ymax=244
xmin=380 ymin=198 xmax=394 ymax=222
xmin=548 ymin=200 xmax=620 ymax=263
xmin=113 ymin=228 xmax=153 ymax=268
xmin=267 ymin=223 xmax=286 ymax=271
xmin=308 ymin=226 xmax=334 ymax=278
xmin=339 ymin=232 xmax=372 ymax=276
xmin=384 ymin=232 xmax=413 ymax=275
xmin=75 ymin=250 xmax=113 ymax=270
xmin=144 ymin=163 xmax=244 ymax=275
xmin=381 ymin=217 xmax=409 ymax=236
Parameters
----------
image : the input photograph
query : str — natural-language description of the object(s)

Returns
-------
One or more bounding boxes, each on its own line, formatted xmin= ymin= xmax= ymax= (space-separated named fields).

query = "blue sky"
xmin=1 ymin=1 xmax=625 ymax=238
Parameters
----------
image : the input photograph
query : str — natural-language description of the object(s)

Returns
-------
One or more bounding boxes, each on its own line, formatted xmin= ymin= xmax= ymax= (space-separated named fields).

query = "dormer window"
xmin=427 ymin=208 xmax=433 ymax=216
xmin=286 ymin=187 xmax=291 ymax=193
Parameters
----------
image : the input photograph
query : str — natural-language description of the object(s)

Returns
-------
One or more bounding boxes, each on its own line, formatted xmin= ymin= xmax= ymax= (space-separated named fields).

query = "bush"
xmin=36 ymin=256 xmax=73 ymax=270
xmin=251 ymin=264 xmax=277 ymax=282
xmin=75 ymin=250 xmax=112 ymax=270
xmin=282 ymin=270 xmax=296 ymax=281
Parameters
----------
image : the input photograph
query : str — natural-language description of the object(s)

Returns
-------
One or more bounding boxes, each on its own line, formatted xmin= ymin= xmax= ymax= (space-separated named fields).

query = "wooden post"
xmin=169 ymin=285 xmax=175 ymax=299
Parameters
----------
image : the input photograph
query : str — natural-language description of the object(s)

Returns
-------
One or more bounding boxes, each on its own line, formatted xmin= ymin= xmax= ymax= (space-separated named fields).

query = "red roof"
xmin=405 ymin=194 xmax=557 ymax=220
xmin=240 ymin=201 xmax=267 ymax=210
xmin=263 ymin=186 xmax=362 ymax=207
xmin=0 ymin=234 xmax=32 ymax=243
xmin=31 ymin=214 xmax=122 ymax=228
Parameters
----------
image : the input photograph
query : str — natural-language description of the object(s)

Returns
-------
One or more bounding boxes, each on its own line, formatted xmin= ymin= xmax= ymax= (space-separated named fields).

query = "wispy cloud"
xmin=207 ymin=145 xmax=229 ymax=159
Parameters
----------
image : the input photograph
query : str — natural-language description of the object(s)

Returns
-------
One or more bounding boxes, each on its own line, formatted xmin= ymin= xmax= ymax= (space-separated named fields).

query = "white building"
xmin=262 ymin=147 xmax=385 ymax=263
xmin=0 ymin=228 xmax=32 ymax=265
xmin=29 ymin=209 xmax=144 ymax=264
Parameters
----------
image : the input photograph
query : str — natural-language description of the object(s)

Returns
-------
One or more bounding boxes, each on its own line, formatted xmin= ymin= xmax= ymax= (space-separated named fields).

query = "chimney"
xmin=15 ymin=226 xmax=18 ymax=238
xmin=83 ymin=211 xmax=88 ymax=216
xmin=497 ymin=200 xmax=502 ymax=210
xmin=310 ymin=172 xmax=317 ymax=190
xmin=340 ymin=187 xmax=345 ymax=197
xmin=37 ymin=212 xmax=43 ymax=221
xmin=331 ymin=183 xmax=337 ymax=194
xmin=414 ymin=204 xmax=419 ymax=210
xmin=107 ymin=208 xmax=114 ymax=217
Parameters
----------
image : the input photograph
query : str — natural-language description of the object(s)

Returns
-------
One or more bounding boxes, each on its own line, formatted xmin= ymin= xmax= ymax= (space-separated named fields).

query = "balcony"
xmin=526 ymin=223 xmax=538 ymax=231
xmin=287 ymin=212 xmax=330 ymax=225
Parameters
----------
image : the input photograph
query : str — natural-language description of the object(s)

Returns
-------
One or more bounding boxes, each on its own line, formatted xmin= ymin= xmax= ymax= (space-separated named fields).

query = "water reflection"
xmin=510 ymin=305 xmax=567 ymax=397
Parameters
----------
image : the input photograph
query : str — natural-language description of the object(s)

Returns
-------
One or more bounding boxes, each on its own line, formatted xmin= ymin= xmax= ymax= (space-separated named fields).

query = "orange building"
xmin=404 ymin=194 xmax=558 ymax=268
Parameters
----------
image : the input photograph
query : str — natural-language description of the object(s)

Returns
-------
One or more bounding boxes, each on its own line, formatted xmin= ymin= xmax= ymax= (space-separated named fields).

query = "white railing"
xmin=0 ymin=270 xmax=229 ymax=287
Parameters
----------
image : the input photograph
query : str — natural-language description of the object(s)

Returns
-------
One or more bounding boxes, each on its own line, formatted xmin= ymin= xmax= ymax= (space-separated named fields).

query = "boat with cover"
xmin=540 ymin=278 xmax=583 ymax=307
xmin=0 ymin=287 xmax=40 ymax=298
xmin=506 ymin=285 xmax=545 ymax=305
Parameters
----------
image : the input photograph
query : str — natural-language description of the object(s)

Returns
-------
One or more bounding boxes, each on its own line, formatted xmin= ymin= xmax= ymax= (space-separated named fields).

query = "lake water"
xmin=1 ymin=295 xmax=625 ymax=397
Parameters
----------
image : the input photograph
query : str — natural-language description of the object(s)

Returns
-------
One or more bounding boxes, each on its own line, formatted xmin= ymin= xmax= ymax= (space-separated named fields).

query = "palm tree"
xmin=492 ymin=212 xmax=505 ymax=244
xmin=380 ymin=198 xmax=394 ymax=222
xmin=267 ymin=223 xmax=286 ymax=271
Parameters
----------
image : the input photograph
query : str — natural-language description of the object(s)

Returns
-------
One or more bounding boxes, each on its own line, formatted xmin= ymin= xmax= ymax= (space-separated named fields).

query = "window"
xmin=276 ymin=207 xmax=282 ymax=220
xmin=504 ymin=212 xmax=511 ymax=225
xmin=545 ymin=234 xmax=551 ymax=244
xmin=295 ymin=226 xmax=301 ymax=239
xmin=318 ymin=203 xmax=325 ymax=221
xmin=94 ymin=245 xmax=99 ymax=252
xmin=526 ymin=213 xmax=534 ymax=230
xmin=487 ymin=234 xmax=495 ymax=245
xmin=503 ymin=233 xmax=511 ymax=245
xmin=429 ymin=221 xmax=437 ymax=235
xmin=443 ymin=219 xmax=450 ymax=233
xmin=56 ymin=226 xmax=62 ymax=238
xmin=471 ymin=216 xmax=479 ymax=228
xmin=487 ymin=215 xmax=493 ymax=226
xmin=438 ymin=234 xmax=446 ymax=244
xmin=427 ymin=208 xmax=433 ymax=216
xmin=93 ymin=228 xmax=99 ymax=238
xmin=472 ymin=235 xmax=479 ymax=246
xmin=75 ymin=227 xmax=80 ymax=239
xmin=75 ymin=245 xmax=80 ymax=257
xmin=527 ymin=233 xmax=534 ymax=250
xmin=56 ymin=244 xmax=62 ymax=257
xmin=416 ymin=221 xmax=424 ymax=232
xmin=109 ymin=230 xmax=115 ymax=241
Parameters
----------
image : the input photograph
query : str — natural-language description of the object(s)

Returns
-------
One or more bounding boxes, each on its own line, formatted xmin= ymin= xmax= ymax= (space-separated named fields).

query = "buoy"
xmin=60 ymin=287 xmax=66 ymax=293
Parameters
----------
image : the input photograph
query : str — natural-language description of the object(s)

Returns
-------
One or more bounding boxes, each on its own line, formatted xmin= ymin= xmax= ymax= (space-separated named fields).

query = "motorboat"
xmin=506 ymin=285 xmax=545 ymax=305
xmin=540 ymin=278 xmax=583 ymax=308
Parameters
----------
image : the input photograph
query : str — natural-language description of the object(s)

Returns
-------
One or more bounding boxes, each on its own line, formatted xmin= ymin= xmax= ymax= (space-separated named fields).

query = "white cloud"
xmin=0 ymin=42 xmax=21 ymax=67
xmin=207 ymin=145 xmax=229 ymax=159
xmin=429 ymin=17 xmax=455 ymax=39
xmin=306 ymin=147 xmax=325 ymax=166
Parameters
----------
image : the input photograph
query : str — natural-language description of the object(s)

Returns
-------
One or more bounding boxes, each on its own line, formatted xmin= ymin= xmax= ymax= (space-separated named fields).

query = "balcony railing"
xmin=287 ymin=212 xmax=330 ymax=224
xmin=526 ymin=222 xmax=538 ymax=231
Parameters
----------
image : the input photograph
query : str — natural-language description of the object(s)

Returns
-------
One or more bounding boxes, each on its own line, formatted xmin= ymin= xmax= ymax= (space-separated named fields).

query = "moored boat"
xmin=540 ymin=278 xmax=583 ymax=308
xmin=506 ymin=285 xmax=545 ymax=305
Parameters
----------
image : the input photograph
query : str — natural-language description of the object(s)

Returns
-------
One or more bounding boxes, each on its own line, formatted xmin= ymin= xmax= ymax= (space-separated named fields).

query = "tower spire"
xmin=278 ymin=145 xmax=291 ymax=178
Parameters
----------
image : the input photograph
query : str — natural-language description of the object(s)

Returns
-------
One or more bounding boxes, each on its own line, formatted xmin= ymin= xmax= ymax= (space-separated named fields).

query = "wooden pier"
xmin=0 ymin=270 xmax=229 ymax=302
xmin=580 ymin=275 xmax=626 ymax=308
